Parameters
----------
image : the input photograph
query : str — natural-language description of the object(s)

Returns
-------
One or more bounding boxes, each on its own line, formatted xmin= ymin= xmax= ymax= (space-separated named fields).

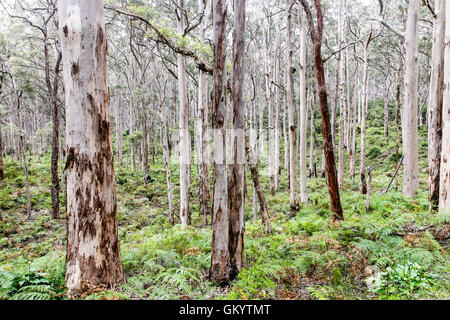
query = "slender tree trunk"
xmin=177 ymin=0 xmax=191 ymax=226
xmin=428 ymin=0 xmax=445 ymax=211
xmin=298 ymin=8 xmax=308 ymax=202
xmin=245 ymin=135 xmax=271 ymax=234
xmin=350 ymin=60 xmax=358 ymax=179
xmin=309 ymin=91 xmax=317 ymax=178
xmin=47 ymin=47 xmax=62 ymax=219
xmin=402 ymin=0 xmax=420 ymax=198
xmin=130 ymin=107 xmax=136 ymax=172
xmin=395 ymin=53 xmax=402 ymax=191
xmin=366 ymin=167 xmax=372 ymax=213
xmin=274 ymin=23 xmax=281 ymax=191
xmin=283 ymin=97 xmax=289 ymax=172
xmin=345 ymin=48 xmax=350 ymax=153
xmin=265 ymin=16 xmax=276 ymax=195
xmin=360 ymin=35 xmax=371 ymax=195
xmin=337 ymin=0 xmax=346 ymax=187
xmin=439 ymin=0 xmax=450 ymax=213
xmin=141 ymin=109 xmax=149 ymax=179
xmin=228 ymin=0 xmax=245 ymax=280
xmin=196 ymin=0 xmax=210 ymax=225
xmin=209 ymin=0 xmax=230 ymax=285
xmin=286 ymin=2 xmax=298 ymax=213
xmin=161 ymin=104 xmax=174 ymax=225
xmin=59 ymin=0 xmax=125 ymax=295
xmin=332 ymin=67 xmax=338 ymax=149
xmin=384 ymin=76 xmax=390 ymax=138
xmin=300 ymin=0 xmax=343 ymax=221
xmin=115 ymin=96 xmax=123 ymax=167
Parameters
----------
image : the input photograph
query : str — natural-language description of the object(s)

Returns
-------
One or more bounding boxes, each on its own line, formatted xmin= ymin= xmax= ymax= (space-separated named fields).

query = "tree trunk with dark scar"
xmin=59 ymin=0 xmax=125 ymax=296
xmin=299 ymin=0 xmax=343 ymax=221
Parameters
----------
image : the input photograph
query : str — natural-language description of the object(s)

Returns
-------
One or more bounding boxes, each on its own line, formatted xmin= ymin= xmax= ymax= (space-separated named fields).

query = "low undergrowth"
xmin=0 ymin=122 xmax=448 ymax=300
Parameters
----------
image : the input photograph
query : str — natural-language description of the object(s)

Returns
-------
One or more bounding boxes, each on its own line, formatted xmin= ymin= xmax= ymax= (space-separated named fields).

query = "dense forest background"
xmin=0 ymin=0 xmax=448 ymax=300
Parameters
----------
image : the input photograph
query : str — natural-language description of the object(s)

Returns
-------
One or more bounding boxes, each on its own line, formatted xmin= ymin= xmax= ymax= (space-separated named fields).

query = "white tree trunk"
xmin=265 ymin=16 xmax=276 ymax=195
xmin=337 ymin=0 xmax=346 ymax=187
xmin=298 ymin=8 xmax=308 ymax=202
xmin=286 ymin=3 xmax=298 ymax=212
xmin=59 ymin=0 xmax=125 ymax=295
xmin=209 ymin=0 xmax=230 ymax=284
xmin=177 ymin=0 xmax=191 ymax=226
xmin=360 ymin=35 xmax=371 ymax=194
xmin=439 ymin=0 xmax=450 ymax=212
xmin=428 ymin=0 xmax=446 ymax=210
xmin=402 ymin=0 xmax=420 ymax=198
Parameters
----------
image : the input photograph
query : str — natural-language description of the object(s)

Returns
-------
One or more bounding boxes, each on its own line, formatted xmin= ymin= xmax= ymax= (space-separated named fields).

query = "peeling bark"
xmin=428 ymin=0 xmax=445 ymax=211
xmin=228 ymin=0 xmax=246 ymax=280
xmin=402 ymin=0 xmax=420 ymax=198
xmin=439 ymin=0 xmax=450 ymax=213
xmin=209 ymin=0 xmax=230 ymax=285
xmin=60 ymin=0 xmax=125 ymax=295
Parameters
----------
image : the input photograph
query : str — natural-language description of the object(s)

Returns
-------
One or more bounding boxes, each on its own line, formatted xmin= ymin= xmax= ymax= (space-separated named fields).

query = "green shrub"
xmin=367 ymin=262 xmax=437 ymax=299
xmin=224 ymin=266 xmax=276 ymax=299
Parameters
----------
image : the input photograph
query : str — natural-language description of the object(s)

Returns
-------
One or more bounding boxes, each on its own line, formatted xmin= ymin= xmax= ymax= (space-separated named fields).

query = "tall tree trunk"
xmin=428 ymin=0 xmax=445 ymax=211
xmin=286 ymin=2 xmax=298 ymax=213
xmin=228 ymin=0 xmax=245 ymax=280
xmin=300 ymin=0 xmax=343 ymax=221
xmin=402 ymin=0 xmax=420 ymax=198
xmin=161 ymin=103 xmax=174 ymax=225
xmin=439 ymin=0 xmax=450 ymax=213
xmin=245 ymin=135 xmax=271 ymax=234
xmin=115 ymin=96 xmax=123 ymax=167
xmin=337 ymin=0 xmax=346 ymax=187
xmin=309 ymin=91 xmax=317 ymax=178
xmin=283 ymin=96 xmax=289 ymax=173
xmin=349 ymin=59 xmax=358 ymax=179
xmin=384 ymin=76 xmax=390 ymax=138
xmin=209 ymin=0 xmax=230 ymax=285
xmin=274 ymin=22 xmax=281 ymax=191
xmin=332 ymin=67 xmax=338 ymax=149
xmin=360 ymin=33 xmax=372 ymax=195
xmin=265 ymin=15 xmax=276 ymax=195
xmin=141 ymin=109 xmax=149 ymax=179
xmin=196 ymin=0 xmax=210 ymax=225
xmin=46 ymin=40 xmax=62 ymax=219
xmin=177 ymin=0 xmax=191 ymax=226
xmin=59 ymin=0 xmax=125 ymax=295
xmin=395 ymin=56 xmax=402 ymax=191
xmin=298 ymin=8 xmax=308 ymax=202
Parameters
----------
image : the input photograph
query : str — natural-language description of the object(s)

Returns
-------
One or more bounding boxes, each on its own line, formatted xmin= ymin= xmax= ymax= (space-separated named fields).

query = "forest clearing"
xmin=0 ymin=0 xmax=449 ymax=302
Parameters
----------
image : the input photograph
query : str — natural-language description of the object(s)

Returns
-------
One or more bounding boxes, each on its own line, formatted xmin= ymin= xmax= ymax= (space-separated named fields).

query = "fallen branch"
xmin=381 ymin=156 xmax=404 ymax=195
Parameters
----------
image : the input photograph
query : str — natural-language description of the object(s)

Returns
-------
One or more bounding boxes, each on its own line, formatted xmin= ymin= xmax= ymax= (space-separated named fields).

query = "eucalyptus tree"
xmin=298 ymin=5 xmax=308 ymax=202
xmin=428 ymin=0 xmax=446 ymax=211
xmin=439 ymin=0 xmax=450 ymax=213
xmin=402 ymin=0 xmax=420 ymax=198
xmin=286 ymin=0 xmax=298 ymax=213
xmin=228 ymin=0 xmax=246 ymax=280
xmin=299 ymin=0 xmax=343 ymax=221
xmin=59 ymin=0 xmax=125 ymax=295
xmin=209 ymin=0 xmax=229 ymax=284
xmin=337 ymin=0 xmax=346 ymax=187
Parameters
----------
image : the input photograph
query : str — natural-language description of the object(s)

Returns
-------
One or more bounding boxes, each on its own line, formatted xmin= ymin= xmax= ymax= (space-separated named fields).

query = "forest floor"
xmin=0 ymin=118 xmax=449 ymax=300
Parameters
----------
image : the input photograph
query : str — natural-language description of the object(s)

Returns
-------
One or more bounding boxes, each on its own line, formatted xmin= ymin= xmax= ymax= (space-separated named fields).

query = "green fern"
xmin=12 ymin=285 xmax=56 ymax=300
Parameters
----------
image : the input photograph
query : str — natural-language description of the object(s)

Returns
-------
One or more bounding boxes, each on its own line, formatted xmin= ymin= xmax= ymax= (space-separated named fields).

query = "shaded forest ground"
xmin=0 ymin=101 xmax=449 ymax=300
